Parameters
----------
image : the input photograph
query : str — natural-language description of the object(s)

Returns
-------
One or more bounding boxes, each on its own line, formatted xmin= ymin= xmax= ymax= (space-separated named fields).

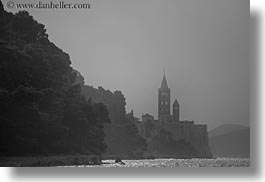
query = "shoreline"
xmin=0 ymin=155 xmax=102 ymax=167
xmin=0 ymin=155 xmax=249 ymax=167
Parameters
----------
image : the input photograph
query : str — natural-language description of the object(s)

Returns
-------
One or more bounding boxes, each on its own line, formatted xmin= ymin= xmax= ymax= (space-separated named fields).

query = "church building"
xmin=128 ymin=73 xmax=213 ymax=158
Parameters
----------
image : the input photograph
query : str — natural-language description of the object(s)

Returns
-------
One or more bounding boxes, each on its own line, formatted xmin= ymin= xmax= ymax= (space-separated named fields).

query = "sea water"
xmin=83 ymin=158 xmax=250 ymax=167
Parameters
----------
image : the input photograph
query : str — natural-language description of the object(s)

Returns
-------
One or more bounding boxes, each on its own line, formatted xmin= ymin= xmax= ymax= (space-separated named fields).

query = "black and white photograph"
xmin=0 ymin=0 xmax=250 ymax=168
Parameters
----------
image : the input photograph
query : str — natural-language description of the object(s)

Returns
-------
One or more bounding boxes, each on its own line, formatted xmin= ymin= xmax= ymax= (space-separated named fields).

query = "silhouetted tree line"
xmin=82 ymin=86 xmax=147 ymax=158
xmin=0 ymin=3 xmax=110 ymax=156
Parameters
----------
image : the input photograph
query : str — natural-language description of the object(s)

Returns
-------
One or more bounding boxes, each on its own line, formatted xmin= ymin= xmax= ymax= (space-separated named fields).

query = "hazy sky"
xmin=5 ymin=0 xmax=249 ymax=129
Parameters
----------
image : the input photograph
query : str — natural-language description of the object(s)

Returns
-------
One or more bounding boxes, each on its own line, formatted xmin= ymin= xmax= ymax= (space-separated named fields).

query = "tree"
xmin=0 ymin=7 xmax=110 ymax=156
xmin=82 ymin=85 xmax=147 ymax=156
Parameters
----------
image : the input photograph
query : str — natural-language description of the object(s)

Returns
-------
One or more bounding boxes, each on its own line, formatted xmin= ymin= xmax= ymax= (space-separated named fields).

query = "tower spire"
xmin=158 ymin=71 xmax=170 ymax=121
xmin=160 ymin=73 xmax=168 ymax=89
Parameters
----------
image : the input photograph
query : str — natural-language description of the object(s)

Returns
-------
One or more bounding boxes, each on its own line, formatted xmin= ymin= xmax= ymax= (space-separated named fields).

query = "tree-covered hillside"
xmin=0 ymin=1 xmax=146 ymax=158
xmin=82 ymin=85 xmax=147 ymax=158
xmin=0 ymin=2 xmax=110 ymax=156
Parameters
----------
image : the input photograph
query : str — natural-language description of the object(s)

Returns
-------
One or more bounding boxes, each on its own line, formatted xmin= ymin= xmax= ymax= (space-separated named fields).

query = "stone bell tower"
xmin=158 ymin=74 xmax=170 ymax=122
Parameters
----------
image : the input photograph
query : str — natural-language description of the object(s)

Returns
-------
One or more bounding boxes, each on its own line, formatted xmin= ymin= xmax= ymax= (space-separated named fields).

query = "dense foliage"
xmin=143 ymin=119 xmax=156 ymax=138
xmin=0 ymin=4 xmax=110 ymax=156
xmin=82 ymin=86 xmax=147 ymax=157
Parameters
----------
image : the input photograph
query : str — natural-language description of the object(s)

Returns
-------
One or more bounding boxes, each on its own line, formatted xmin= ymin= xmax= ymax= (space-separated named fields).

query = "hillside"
xmin=0 ymin=3 xmax=110 ymax=156
xmin=209 ymin=124 xmax=249 ymax=138
xmin=209 ymin=124 xmax=250 ymax=158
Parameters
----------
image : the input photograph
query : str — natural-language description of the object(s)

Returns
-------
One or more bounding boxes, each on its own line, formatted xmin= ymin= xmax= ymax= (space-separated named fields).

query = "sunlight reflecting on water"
xmin=80 ymin=158 xmax=250 ymax=167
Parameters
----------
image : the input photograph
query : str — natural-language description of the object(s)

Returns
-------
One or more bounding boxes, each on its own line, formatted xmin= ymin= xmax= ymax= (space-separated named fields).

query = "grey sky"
xmin=5 ymin=0 xmax=249 ymax=129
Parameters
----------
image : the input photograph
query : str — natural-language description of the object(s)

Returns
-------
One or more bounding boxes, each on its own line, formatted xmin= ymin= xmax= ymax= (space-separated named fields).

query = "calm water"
xmin=83 ymin=158 xmax=250 ymax=167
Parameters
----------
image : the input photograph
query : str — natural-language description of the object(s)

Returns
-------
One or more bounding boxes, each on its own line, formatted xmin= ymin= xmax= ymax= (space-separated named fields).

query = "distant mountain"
xmin=209 ymin=124 xmax=250 ymax=158
xmin=209 ymin=124 xmax=249 ymax=138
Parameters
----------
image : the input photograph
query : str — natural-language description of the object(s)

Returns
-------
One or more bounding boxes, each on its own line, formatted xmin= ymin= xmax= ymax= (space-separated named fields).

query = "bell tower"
xmin=158 ymin=74 xmax=170 ymax=121
xmin=173 ymin=99 xmax=179 ymax=122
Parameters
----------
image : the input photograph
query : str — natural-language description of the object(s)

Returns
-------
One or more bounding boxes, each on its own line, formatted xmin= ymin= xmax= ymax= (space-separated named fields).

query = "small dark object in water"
xmin=115 ymin=157 xmax=121 ymax=163
xmin=115 ymin=157 xmax=125 ymax=165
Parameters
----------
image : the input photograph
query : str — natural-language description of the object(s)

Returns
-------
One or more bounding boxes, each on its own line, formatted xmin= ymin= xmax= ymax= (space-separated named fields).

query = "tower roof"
xmin=173 ymin=99 xmax=179 ymax=105
xmin=160 ymin=74 xmax=169 ymax=89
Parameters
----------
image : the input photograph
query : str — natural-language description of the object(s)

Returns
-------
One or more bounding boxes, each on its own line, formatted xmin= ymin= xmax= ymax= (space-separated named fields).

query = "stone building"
xmin=130 ymin=74 xmax=212 ymax=158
